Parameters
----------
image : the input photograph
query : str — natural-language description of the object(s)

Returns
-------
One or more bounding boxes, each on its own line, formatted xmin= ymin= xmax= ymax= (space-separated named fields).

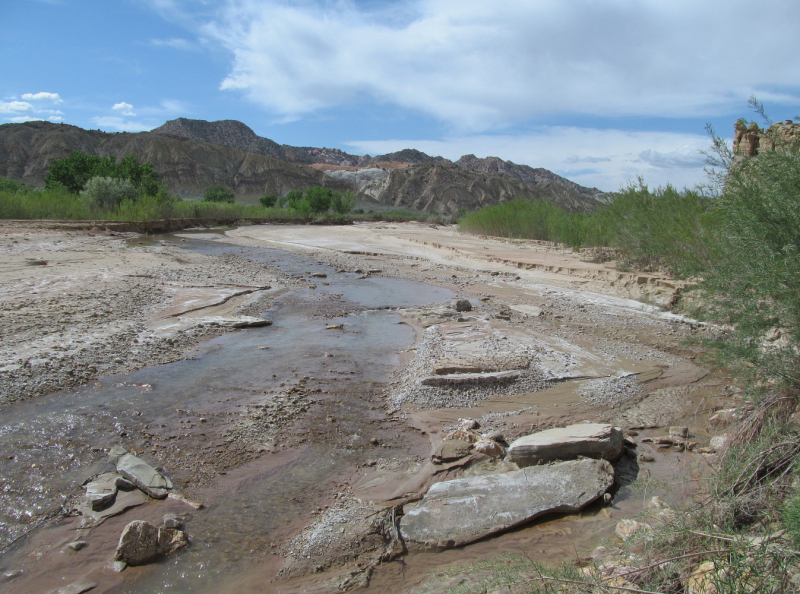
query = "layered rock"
xmin=399 ymin=459 xmax=614 ymax=550
xmin=508 ymin=423 xmax=624 ymax=467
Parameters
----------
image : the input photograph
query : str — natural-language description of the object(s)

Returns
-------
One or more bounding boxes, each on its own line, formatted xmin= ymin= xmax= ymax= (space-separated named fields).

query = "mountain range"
xmin=0 ymin=118 xmax=605 ymax=213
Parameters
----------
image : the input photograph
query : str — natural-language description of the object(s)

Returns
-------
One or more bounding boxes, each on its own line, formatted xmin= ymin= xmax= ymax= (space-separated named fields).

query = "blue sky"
xmin=2 ymin=0 xmax=799 ymax=191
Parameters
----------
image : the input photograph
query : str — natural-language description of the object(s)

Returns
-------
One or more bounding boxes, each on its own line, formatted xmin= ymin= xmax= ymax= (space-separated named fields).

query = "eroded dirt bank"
xmin=0 ymin=221 xmax=743 ymax=594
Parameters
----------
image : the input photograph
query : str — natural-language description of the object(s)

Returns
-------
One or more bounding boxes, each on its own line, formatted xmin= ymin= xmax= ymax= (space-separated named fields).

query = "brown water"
xmin=0 ymin=236 xmax=453 ymax=593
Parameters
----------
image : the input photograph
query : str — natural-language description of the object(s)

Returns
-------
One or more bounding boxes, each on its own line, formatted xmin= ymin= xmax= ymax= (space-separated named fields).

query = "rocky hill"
xmin=0 ymin=120 xmax=600 ymax=213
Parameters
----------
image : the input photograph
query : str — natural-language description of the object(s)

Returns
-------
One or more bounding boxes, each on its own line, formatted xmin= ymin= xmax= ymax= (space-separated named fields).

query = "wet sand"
xmin=0 ymin=221 xmax=739 ymax=594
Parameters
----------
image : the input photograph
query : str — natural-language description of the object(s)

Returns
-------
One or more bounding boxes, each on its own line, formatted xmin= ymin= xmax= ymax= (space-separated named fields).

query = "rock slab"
xmin=399 ymin=459 xmax=614 ymax=550
xmin=115 ymin=520 xmax=189 ymax=567
xmin=115 ymin=454 xmax=172 ymax=499
xmin=508 ymin=423 xmax=624 ymax=467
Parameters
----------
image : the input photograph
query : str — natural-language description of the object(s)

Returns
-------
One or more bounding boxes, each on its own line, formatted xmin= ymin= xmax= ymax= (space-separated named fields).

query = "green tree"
xmin=259 ymin=194 xmax=278 ymax=208
xmin=203 ymin=185 xmax=235 ymax=203
xmin=282 ymin=189 xmax=304 ymax=209
xmin=304 ymin=186 xmax=332 ymax=214
xmin=44 ymin=151 xmax=160 ymax=195
xmin=331 ymin=190 xmax=356 ymax=215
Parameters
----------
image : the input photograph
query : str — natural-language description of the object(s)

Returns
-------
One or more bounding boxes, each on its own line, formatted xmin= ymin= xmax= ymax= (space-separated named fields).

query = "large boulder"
xmin=508 ymin=423 xmax=624 ymax=467
xmin=114 ymin=520 xmax=189 ymax=568
xmin=115 ymin=453 xmax=173 ymax=499
xmin=399 ymin=459 xmax=614 ymax=550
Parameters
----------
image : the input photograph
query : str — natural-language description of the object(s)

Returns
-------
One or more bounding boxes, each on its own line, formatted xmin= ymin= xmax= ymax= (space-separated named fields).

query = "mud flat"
xmin=0 ymin=222 xmax=743 ymax=594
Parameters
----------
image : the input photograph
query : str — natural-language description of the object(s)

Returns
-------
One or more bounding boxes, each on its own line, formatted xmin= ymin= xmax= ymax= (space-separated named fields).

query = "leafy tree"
xmin=260 ymin=194 xmax=278 ymax=208
xmin=304 ymin=186 xmax=332 ymax=214
xmin=44 ymin=151 xmax=159 ymax=196
xmin=81 ymin=176 xmax=138 ymax=210
xmin=282 ymin=189 xmax=304 ymax=209
xmin=331 ymin=190 xmax=356 ymax=215
xmin=203 ymin=185 xmax=235 ymax=203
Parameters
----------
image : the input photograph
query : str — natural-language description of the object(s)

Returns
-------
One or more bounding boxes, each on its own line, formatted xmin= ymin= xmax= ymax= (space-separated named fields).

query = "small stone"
xmin=451 ymin=299 xmax=472 ymax=312
xmin=709 ymin=435 xmax=728 ymax=450
xmin=370 ymin=437 xmax=380 ymax=445
xmin=112 ymin=561 xmax=127 ymax=572
xmin=115 ymin=520 xmax=189 ymax=567
xmin=483 ymin=430 xmax=505 ymax=443
xmin=163 ymin=513 xmax=184 ymax=530
xmin=108 ymin=446 xmax=128 ymax=465
xmin=615 ymin=519 xmax=652 ymax=541
xmin=460 ymin=418 xmax=480 ymax=430
xmin=669 ymin=426 xmax=689 ymax=438
xmin=66 ymin=540 xmax=88 ymax=551
xmin=638 ymin=454 xmax=655 ymax=463
xmin=473 ymin=438 xmax=506 ymax=458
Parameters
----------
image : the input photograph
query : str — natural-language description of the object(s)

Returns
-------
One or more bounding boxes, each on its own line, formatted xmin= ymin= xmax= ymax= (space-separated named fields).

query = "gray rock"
xmin=451 ymin=299 xmax=472 ymax=312
xmin=78 ymin=488 xmax=149 ymax=528
xmin=114 ymin=520 xmax=189 ymax=567
xmin=432 ymin=439 xmax=473 ymax=463
xmin=65 ymin=540 xmax=88 ymax=551
xmin=508 ymin=423 xmax=624 ymax=467
xmin=509 ymin=304 xmax=543 ymax=317
xmin=85 ymin=473 xmax=118 ymax=511
xmin=163 ymin=513 xmax=185 ymax=530
xmin=115 ymin=453 xmax=172 ymax=499
xmin=108 ymin=446 xmax=128 ymax=465
xmin=114 ymin=476 xmax=136 ymax=491
xmin=400 ymin=459 xmax=614 ymax=550
xmin=419 ymin=370 xmax=521 ymax=386
xmin=46 ymin=579 xmax=97 ymax=594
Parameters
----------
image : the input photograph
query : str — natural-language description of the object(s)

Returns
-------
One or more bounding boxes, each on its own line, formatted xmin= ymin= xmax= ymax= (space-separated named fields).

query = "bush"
xmin=304 ymin=186 xmax=333 ymax=214
xmin=203 ymin=185 xmax=235 ymax=203
xmin=81 ymin=176 xmax=138 ymax=210
xmin=281 ymin=189 xmax=304 ymax=209
xmin=260 ymin=194 xmax=278 ymax=208
xmin=0 ymin=177 xmax=28 ymax=194
xmin=331 ymin=190 xmax=356 ymax=215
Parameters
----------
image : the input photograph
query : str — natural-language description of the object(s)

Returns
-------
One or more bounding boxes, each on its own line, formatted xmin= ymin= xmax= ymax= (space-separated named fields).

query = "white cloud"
xmin=48 ymin=116 xmax=63 ymax=122
xmin=112 ymin=102 xmax=134 ymax=111
xmin=150 ymin=37 xmax=198 ymax=51
xmin=204 ymin=0 xmax=800 ymax=131
xmin=21 ymin=92 xmax=62 ymax=103
xmin=5 ymin=116 xmax=43 ymax=123
xmin=92 ymin=116 xmax=153 ymax=132
xmin=0 ymin=101 xmax=35 ymax=114
xmin=346 ymin=127 xmax=714 ymax=192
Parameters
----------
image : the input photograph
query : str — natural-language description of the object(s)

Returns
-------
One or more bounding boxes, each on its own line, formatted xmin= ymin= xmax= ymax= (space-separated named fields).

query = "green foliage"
xmin=331 ymin=189 xmax=356 ymax=215
xmin=203 ymin=185 xmax=235 ymax=203
xmin=81 ymin=176 xmax=138 ymax=210
xmin=259 ymin=193 xmax=278 ymax=208
xmin=44 ymin=151 xmax=159 ymax=195
xmin=785 ymin=487 xmax=800 ymax=547
xmin=0 ymin=177 xmax=28 ymax=194
xmin=281 ymin=189 xmax=304 ymax=209
xmin=303 ymin=186 xmax=333 ymax=214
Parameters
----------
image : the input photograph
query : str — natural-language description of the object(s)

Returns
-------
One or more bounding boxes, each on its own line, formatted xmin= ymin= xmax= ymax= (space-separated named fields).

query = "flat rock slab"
xmin=116 ymin=453 xmax=172 ymax=499
xmin=419 ymin=370 xmax=521 ymax=386
xmin=510 ymin=304 xmax=543 ymax=317
xmin=85 ymin=472 xmax=119 ymax=511
xmin=79 ymin=489 xmax=149 ymax=528
xmin=188 ymin=315 xmax=272 ymax=328
xmin=432 ymin=439 xmax=473 ymax=463
xmin=508 ymin=423 xmax=624 ymax=467
xmin=400 ymin=459 xmax=614 ymax=550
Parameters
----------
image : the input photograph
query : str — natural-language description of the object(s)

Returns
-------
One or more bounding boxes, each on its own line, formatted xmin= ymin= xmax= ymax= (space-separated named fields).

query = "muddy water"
xmin=0 ymin=236 xmax=452 ymax=592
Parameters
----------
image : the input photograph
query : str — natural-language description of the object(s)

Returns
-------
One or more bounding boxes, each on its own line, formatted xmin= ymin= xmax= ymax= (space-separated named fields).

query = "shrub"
xmin=203 ymin=185 xmax=235 ymax=203
xmin=0 ymin=177 xmax=28 ymax=194
xmin=282 ymin=189 xmax=304 ymax=209
xmin=331 ymin=190 xmax=356 ymax=215
xmin=260 ymin=194 xmax=278 ymax=208
xmin=81 ymin=176 xmax=138 ymax=210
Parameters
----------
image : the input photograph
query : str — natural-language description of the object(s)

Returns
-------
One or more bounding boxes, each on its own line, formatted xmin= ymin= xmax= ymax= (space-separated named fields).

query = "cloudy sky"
xmin=2 ymin=0 xmax=799 ymax=191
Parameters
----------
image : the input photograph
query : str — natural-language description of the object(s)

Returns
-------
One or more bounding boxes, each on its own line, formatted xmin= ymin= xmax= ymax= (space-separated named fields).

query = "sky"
xmin=2 ymin=0 xmax=799 ymax=192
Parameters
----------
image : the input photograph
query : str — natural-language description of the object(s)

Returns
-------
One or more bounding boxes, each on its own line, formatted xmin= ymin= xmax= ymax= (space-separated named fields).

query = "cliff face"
xmin=733 ymin=119 xmax=800 ymax=156
xmin=454 ymin=154 xmax=605 ymax=200
xmin=356 ymin=162 xmax=597 ymax=214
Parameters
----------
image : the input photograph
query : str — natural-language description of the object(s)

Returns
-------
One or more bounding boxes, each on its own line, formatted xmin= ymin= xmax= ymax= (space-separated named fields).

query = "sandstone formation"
xmin=508 ymin=423 xmax=624 ymax=467
xmin=399 ymin=459 xmax=614 ymax=550
xmin=733 ymin=119 xmax=800 ymax=156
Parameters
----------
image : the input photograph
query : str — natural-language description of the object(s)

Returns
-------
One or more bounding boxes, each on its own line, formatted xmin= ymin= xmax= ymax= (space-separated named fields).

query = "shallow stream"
xmin=0 ymin=234 xmax=452 ymax=592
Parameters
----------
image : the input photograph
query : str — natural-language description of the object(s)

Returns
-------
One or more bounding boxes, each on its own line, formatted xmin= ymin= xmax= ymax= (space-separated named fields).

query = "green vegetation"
xmin=450 ymin=101 xmax=800 ymax=594
xmin=259 ymin=193 xmax=278 ymax=208
xmin=203 ymin=185 xmax=235 ymax=203
xmin=45 ymin=152 xmax=158 ymax=196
